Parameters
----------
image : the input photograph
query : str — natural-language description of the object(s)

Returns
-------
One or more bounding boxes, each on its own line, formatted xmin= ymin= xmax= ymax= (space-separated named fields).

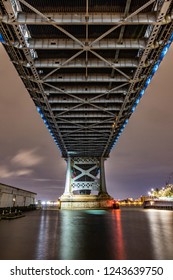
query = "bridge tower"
xmin=60 ymin=157 xmax=114 ymax=209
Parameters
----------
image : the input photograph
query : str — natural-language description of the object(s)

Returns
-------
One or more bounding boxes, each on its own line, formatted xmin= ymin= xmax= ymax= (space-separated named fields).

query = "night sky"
xmin=0 ymin=43 xmax=173 ymax=201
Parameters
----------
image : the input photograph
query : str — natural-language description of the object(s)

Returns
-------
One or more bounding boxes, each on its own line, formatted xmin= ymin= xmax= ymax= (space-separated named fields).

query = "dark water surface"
xmin=0 ymin=208 xmax=173 ymax=260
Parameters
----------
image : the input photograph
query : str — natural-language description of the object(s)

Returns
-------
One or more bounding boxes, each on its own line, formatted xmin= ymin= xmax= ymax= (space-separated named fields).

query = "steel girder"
xmin=14 ymin=38 xmax=147 ymax=50
xmin=2 ymin=11 xmax=170 ymax=25
xmin=0 ymin=0 xmax=173 ymax=158
xmin=24 ymin=58 xmax=139 ymax=68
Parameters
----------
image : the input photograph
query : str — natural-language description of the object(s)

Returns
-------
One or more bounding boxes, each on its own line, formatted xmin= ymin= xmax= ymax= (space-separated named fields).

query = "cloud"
xmin=16 ymin=169 xmax=33 ymax=176
xmin=33 ymin=178 xmax=64 ymax=182
xmin=11 ymin=148 xmax=44 ymax=167
xmin=0 ymin=166 xmax=14 ymax=178
xmin=0 ymin=165 xmax=33 ymax=178
xmin=0 ymin=149 xmax=43 ymax=180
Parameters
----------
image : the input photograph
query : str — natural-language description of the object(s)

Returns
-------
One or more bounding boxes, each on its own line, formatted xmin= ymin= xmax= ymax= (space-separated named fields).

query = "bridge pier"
xmin=59 ymin=157 xmax=115 ymax=209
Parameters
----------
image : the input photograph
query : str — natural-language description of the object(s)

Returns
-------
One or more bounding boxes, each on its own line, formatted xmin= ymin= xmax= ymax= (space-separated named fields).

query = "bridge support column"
xmin=59 ymin=157 xmax=117 ymax=209
xmin=99 ymin=157 xmax=108 ymax=195
xmin=64 ymin=157 xmax=72 ymax=195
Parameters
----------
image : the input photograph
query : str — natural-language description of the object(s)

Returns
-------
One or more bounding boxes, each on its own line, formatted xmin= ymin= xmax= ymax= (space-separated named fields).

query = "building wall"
xmin=0 ymin=183 xmax=36 ymax=208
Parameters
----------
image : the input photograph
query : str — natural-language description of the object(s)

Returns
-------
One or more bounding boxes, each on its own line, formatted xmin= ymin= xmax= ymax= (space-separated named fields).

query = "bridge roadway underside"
xmin=0 ymin=0 xmax=173 ymax=209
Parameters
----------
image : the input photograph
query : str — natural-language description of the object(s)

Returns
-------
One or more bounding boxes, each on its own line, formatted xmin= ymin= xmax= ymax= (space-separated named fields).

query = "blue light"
xmin=37 ymin=107 xmax=40 ymax=112
xmin=161 ymin=45 xmax=169 ymax=57
xmin=135 ymin=98 xmax=140 ymax=105
xmin=151 ymin=63 xmax=159 ymax=74
xmin=139 ymin=89 xmax=145 ymax=97
xmin=37 ymin=107 xmax=45 ymax=120
xmin=145 ymin=76 xmax=151 ymax=86
xmin=0 ymin=34 xmax=5 ymax=43
xmin=131 ymin=106 xmax=136 ymax=112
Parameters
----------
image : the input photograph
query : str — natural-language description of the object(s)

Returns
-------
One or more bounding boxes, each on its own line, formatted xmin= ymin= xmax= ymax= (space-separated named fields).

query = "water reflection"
xmin=58 ymin=209 xmax=118 ymax=259
xmin=146 ymin=209 xmax=173 ymax=259
xmin=111 ymin=210 xmax=126 ymax=259
xmin=0 ymin=208 xmax=172 ymax=260
xmin=35 ymin=211 xmax=59 ymax=259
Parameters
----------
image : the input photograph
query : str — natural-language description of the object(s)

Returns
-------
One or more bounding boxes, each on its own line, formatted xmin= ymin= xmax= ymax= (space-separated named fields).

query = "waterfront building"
xmin=0 ymin=182 xmax=36 ymax=208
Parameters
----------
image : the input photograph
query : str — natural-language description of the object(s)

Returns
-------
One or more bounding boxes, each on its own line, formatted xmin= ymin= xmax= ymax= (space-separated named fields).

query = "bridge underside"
xmin=0 ymin=1 xmax=173 ymax=208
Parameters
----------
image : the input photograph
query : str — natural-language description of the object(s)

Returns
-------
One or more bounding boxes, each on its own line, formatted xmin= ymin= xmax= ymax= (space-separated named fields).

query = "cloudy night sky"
xmin=0 ymin=43 xmax=173 ymax=201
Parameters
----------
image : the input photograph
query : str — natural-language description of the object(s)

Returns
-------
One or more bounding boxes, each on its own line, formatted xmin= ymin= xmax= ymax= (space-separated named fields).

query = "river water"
xmin=0 ymin=207 xmax=172 ymax=260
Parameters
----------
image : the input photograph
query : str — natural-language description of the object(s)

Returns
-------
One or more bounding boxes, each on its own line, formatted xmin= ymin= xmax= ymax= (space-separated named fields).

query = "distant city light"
xmin=40 ymin=200 xmax=60 ymax=206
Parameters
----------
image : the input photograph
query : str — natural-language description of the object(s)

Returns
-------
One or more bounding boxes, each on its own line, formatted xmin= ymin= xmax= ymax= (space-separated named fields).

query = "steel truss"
xmin=0 ymin=0 xmax=173 ymax=194
xmin=64 ymin=157 xmax=107 ymax=194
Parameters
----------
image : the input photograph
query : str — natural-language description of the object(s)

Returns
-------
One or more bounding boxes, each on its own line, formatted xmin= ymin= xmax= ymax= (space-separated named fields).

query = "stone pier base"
xmin=59 ymin=193 xmax=119 ymax=210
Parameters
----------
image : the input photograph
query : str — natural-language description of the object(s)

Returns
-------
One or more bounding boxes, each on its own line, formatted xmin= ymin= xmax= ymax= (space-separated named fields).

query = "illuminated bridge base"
xmin=59 ymin=193 xmax=115 ymax=210
xmin=59 ymin=157 xmax=115 ymax=209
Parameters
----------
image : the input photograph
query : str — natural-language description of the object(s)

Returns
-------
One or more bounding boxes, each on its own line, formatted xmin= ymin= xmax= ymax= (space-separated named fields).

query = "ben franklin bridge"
xmin=0 ymin=0 xmax=173 ymax=208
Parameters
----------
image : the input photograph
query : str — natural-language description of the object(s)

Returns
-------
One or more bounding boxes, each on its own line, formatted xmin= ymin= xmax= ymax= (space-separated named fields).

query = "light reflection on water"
xmin=0 ymin=208 xmax=172 ymax=260
xmin=112 ymin=210 xmax=126 ymax=259
xmin=36 ymin=210 xmax=59 ymax=260
xmin=145 ymin=209 xmax=173 ymax=259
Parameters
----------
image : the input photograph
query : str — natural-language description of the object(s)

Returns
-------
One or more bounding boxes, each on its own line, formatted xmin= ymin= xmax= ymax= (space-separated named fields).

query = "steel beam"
xmin=48 ymin=97 xmax=124 ymax=103
xmin=18 ymin=0 xmax=84 ymax=48
xmin=89 ymin=0 xmax=156 ymax=47
xmin=45 ymin=87 xmax=128 ymax=95
xmin=2 ymin=12 xmax=171 ymax=25
xmin=26 ymin=58 xmax=139 ymax=69
xmin=54 ymin=113 xmax=118 ymax=118
xmin=15 ymin=38 xmax=146 ymax=50
xmin=56 ymin=119 xmax=113 ymax=124
xmin=50 ymin=106 xmax=121 ymax=111
xmin=60 ymin=130 xmax=111 ymax=134
xmin=58 ymin=125 xmax=112 ymax=129
xmin=42 ymin=74 xmax=129 ymax=83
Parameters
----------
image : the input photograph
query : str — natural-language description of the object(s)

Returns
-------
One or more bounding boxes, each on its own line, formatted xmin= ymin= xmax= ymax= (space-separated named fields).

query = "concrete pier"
xmin=60 ymin=193 xmax=115 ymax=209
